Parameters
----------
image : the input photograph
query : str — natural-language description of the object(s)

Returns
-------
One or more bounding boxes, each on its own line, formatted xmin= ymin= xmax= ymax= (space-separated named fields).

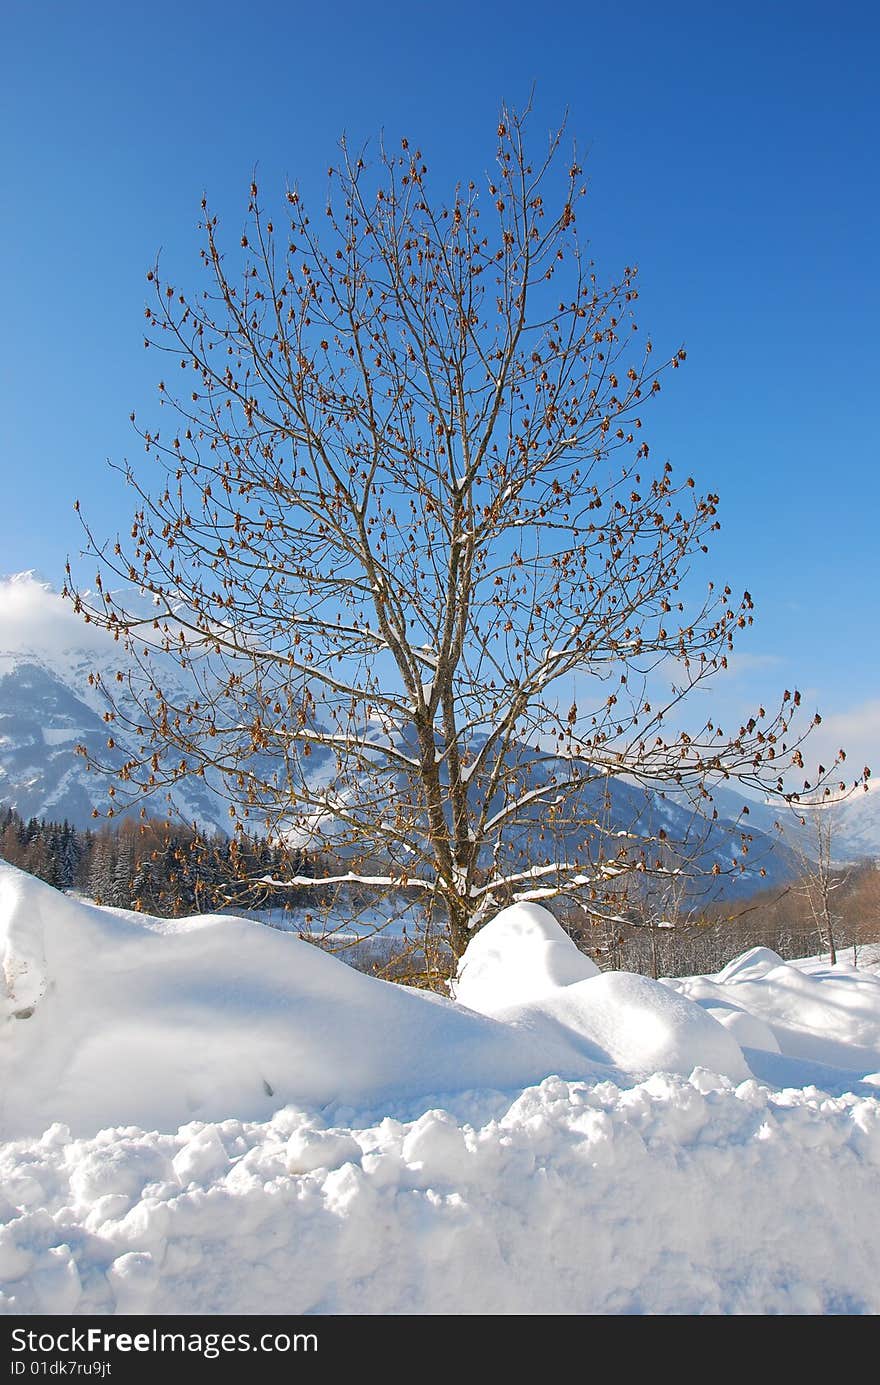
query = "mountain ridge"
xmin=0 ymin=574 xmax=874 ymax=893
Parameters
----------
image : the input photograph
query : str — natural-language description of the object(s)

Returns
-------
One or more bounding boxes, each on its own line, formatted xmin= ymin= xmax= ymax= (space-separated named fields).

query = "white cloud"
xmin=804 ymin=698 xmax=880 ymax=788
xmin=0 ymin=571 xmax=115 ymax=665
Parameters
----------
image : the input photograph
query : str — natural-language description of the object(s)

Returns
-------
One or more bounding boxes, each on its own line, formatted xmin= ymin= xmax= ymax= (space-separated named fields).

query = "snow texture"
xmin=2 ymin=862 xmax=880 ymax=1315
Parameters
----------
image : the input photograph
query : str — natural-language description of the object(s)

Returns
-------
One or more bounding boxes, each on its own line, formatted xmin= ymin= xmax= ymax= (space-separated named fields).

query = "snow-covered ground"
xmin=1 ymin=861 xmax=879 ymax=1315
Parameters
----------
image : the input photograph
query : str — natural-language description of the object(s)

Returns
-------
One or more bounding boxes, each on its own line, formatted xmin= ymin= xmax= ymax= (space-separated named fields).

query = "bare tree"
xmin=66 ymin=105 xmax=863 ymax=960
xmin=846 ymin=860 xmax=880 ymax=965
xmin=795 ymin=806 xmax=851 ymax=965
xmin=626 ymin=862 xmax=699 ymax=980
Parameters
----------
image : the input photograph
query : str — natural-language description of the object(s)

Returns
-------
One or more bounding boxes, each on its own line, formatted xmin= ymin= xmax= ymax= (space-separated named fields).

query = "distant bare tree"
xmin=795 ymin=807 xmax=849 ymax=965
xmin=846 ymin=861 xmax=880 ymax=964
xmin=67 ymin=104 xmax=863 ymax=961
xmin=627 ymin=863 xmax=698 ymax=979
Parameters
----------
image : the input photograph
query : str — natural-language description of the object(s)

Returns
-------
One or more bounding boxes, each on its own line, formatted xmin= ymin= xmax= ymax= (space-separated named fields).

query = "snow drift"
xmin=2 ymin=861 xmax=880 ymax=1315
xmin=0 ymin=867 xmax=753 ymax=1140
xmin=0 ymin=866 xmax=592 ymax=1137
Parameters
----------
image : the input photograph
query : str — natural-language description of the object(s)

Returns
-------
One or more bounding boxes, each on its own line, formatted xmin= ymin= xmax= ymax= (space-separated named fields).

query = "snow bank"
xmin=2 ymin=1075 xmax=879 ymax=1315
xmin=3 ymin=866 xmax=880 ymax=1316
xmin=0 ymin=866 xmax=600 ymax=1139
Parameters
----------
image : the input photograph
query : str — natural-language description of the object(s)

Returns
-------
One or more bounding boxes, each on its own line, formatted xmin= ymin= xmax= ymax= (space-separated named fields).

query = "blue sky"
xmin=2 ymin=0 xmax=878 ymax=773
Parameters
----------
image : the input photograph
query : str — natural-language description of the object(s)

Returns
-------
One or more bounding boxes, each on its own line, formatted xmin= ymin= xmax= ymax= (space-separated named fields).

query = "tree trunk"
xmin=447 ymin=896 xmax=472 ymax=962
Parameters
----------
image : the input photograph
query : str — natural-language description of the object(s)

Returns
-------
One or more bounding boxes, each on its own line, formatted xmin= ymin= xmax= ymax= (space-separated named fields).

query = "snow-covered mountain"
xmin=0 ymin=572 xmax=872 ymax=890
xmin=825 ymin=785 xmax=880 ymax=862
xmin=0 ymin=658 xmax=126 ymax=827
xmin=0 ymin=572 xmax=231 ymax=832
xmin=304 ymin=720 xmax=805 ymax=899
xmin=707 ymin=781 xmax=880 ymax=867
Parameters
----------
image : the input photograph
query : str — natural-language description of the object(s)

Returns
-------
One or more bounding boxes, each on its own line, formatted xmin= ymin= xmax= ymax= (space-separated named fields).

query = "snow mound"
xmin=496 ymin=971 xmax=750 ymax=1082
xmin=0 ymin=864 xmax=603 ymax=1139
xmin=670 ymin=952 xmax=880 ymax=1074
xmin=452 ymin=902 xmax=600 ymax=1012
xmin=714 ymin=946 xmax=784 ymax=982
xmin=694 ymin=999 xmax=781 ymax=1053
xmin=453 ymin=903 xmax=747 ymax=1081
